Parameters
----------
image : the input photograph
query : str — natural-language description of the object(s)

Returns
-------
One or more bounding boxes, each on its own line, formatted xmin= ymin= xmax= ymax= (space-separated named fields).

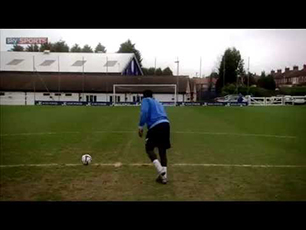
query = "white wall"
xmin=0 ymin=91 xmax=187 ymax=105
xmin=0 ymin=92 xmax=26 ymax=105
xmin=0 ymin=92 xmax=81 ymax=105
xmin=28 ymin=92 xmax=80 ymax=103
xmin=154 ymin=94 xmax=175 ymax=102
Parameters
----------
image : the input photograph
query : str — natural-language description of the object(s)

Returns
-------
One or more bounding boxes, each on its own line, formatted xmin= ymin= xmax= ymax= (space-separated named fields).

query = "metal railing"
xmin=248 ymin=96 xmax=306 ymax=106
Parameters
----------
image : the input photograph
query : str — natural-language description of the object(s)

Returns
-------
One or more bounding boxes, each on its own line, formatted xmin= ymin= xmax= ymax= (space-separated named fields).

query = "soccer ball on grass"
xmin=82 ymin=154 xmax=92 ymax=165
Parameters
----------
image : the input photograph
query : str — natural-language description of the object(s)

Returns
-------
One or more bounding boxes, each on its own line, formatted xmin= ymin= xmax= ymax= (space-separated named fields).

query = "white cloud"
xmin=1 ymin=29 xmax=306 ymax=76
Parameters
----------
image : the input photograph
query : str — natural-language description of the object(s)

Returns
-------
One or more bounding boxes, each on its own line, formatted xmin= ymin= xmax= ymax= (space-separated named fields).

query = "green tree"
xmin=82 ymin=44 xmax=93 ymax=53
xmin=51 ymin=40 xmax=69 ymax=52
xmin=221 ymin=84 xmax=236 ymax=95
xmin=147 ymin=67 xmax=156 ymax=75
xmin=117 ymin=39 xmax=142 ymax=67
xmin=257 ymin=72 xmax=266 ymax=88
xmin=95 ymin=43 xmax=106 ymax=53
xmin=39 ymin=42 xmax=53 ymax=52
xmin=216 ymin=47 xmax=245 ymax=93
xmin=210 ymin=72 xmax=219 ymax=78
xmin=141 ymin=67 xmax=149 ymax=75
xmin=162 ymin=67 xmax=173 ymax=75
xmin=11 ymin=44 xmax=24 ymax=52
xmin=155 ymin=68 xmax=163 ymax=75
xmin=26 ymin=44 xmax=39 ymax=52
xmin=257 ymin=74 xmax=276 ymax=90
xmin=260 ymin=71 xmax=266 ymax=78
xmin=70 ymin=44 xmax=82 ymax=52
xmin=243 ymin=72 xmax=257 ymax=86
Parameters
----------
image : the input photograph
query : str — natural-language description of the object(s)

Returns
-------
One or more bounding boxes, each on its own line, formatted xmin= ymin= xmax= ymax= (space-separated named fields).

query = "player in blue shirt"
xmin=237 ymin=93 xmax=243 ymax=103
xmin=138 ymin=90 xmax=171 ymax=184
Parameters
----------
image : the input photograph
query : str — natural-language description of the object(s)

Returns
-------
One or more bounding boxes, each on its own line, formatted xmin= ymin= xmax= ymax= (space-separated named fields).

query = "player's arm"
xmin=138 ymin=99 xmax=149 ymax=137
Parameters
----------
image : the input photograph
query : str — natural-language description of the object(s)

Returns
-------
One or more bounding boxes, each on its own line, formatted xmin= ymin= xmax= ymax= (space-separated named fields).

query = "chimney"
xmin=285 ymin=67 xmax=290 ymax=72
xmin=293 ymin=66 xmax=299 ymax=71
xmin=277 ymin=69 xmax=282 ymax=74
xmin=271 ymin=70 xmax=275 ymax=75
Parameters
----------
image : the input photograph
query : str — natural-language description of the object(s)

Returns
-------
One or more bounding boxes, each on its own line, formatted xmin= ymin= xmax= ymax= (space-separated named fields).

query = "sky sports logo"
xmin=6 ymin=37 xmax=48 ymax=45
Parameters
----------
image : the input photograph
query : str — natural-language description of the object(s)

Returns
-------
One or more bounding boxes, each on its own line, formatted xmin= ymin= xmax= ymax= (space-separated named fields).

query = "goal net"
xmin=113 ymin=84 xmax=177 ymax=106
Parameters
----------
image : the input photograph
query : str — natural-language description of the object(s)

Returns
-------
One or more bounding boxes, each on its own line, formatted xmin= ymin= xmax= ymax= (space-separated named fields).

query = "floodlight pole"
xmin=154 ymin=57 xmax=156 ymax=75
xmin=175 ymin=58 xmax=179 ymax=103
xmin=200 ymin=57 xmax=202 ymax=78
xmin=82 ymin=56 xmax=84 ymax=102
xmin=58 ymin=56 xmax=60 ymax=101
xmin=33 ymin=55 xmax=36 ymax=102
xmin=223 ymin=55 xmax=225 ymax=87
xmin=247 ymin=57 xmax=250 ymax=94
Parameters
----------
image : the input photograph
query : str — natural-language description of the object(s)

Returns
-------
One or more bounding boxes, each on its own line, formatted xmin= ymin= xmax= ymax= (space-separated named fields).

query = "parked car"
xmin=284 ymin=95 xmax=306 ymax=104
xmin=214 ymin=94 xmax=248 ymax=103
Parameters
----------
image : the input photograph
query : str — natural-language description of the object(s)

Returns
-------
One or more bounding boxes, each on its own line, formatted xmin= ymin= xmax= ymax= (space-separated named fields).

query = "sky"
xmin=1 ymin=29 xmax=306 ymax=77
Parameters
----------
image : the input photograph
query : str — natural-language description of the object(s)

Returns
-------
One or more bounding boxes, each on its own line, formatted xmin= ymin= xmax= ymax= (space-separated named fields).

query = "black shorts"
xmin=145 ymin=122 xmax=171 ymax=151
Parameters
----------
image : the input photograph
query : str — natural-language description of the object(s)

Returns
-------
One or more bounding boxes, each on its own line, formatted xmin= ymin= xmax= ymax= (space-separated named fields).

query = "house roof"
xmin=285 ymin=68 xmax=306 ymax=78
xmin=273 ymin=66 xmax=306 ymax=79
xmin=0 ymin=72 xmax=189 ymax=94
xmin=0 ymin=51 xmax=142 ymax=74
xmin=192 ymin=77 xmax=217 ymax=84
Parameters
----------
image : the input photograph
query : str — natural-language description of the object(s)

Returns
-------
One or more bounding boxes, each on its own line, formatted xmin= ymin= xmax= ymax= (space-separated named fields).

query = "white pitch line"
xmin=0 ymin=131 xmax=81 ymax=136
xmin=0 ymin=131 xmax=297 ymax=139
xmin=173 ymin=163 xmax=306 ymax=168
xmin=1 ymin=163 xmax=306 ymax=168
xmin=173 ymin=131 xmax=297 ymax=139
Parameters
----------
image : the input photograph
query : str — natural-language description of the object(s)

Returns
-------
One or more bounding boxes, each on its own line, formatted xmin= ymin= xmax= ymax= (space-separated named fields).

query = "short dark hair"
xmin=143 ymin=90 xmax=153 ymax=98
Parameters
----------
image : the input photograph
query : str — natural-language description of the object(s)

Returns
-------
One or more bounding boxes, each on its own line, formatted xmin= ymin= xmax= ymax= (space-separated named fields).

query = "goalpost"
xmin=113 ymin=84 xmax=177 ymax=106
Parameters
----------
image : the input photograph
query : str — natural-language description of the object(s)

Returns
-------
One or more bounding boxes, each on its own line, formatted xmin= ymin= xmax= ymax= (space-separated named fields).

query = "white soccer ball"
xmin=82 ymin=154 xmax=92 ymax=165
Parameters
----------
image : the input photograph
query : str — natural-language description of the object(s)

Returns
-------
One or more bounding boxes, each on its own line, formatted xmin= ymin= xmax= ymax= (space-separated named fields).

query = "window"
xmin=40 ymin=60 xmax=56 ymax=66
xmin=43 ymin=93 xmax=50 ymax=96
xmin=72 ymin=60 xmax=86 ymax=66
xmin=104 ymin=60 xmax=117 ymax=67
xmin=7 ymin=59 xmax=24 ymax=65
xmin=0 ymin=92 xmax=5 ymax=96
xmin=65 ymin=93 xmax=72 ymax=96
xmin=55 ymin=93 xmax=61 ymax=96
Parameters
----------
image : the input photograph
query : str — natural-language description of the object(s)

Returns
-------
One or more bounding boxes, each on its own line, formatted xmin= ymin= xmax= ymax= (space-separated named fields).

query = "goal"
xmin=112 ymin=84 xmax=177 ymax=105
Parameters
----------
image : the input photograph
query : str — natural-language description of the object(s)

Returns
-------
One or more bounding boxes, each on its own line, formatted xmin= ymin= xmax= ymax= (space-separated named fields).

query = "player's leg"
xmin=146 ymin=147 xmax=164 ymax=177
xmin=157 ymin=147 xmax=167 ymax=184
xmin=158 ymin=148 xmax=167 ymax=167
xmin=145 ymin=131 xmax=164 ymax=177
xmin=161 ymin=122 xmax=171 ymax=183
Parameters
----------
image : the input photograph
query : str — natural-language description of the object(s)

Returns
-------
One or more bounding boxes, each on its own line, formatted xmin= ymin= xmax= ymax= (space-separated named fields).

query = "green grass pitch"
xmin=1 ymin=105 xmax=306 ymax=201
